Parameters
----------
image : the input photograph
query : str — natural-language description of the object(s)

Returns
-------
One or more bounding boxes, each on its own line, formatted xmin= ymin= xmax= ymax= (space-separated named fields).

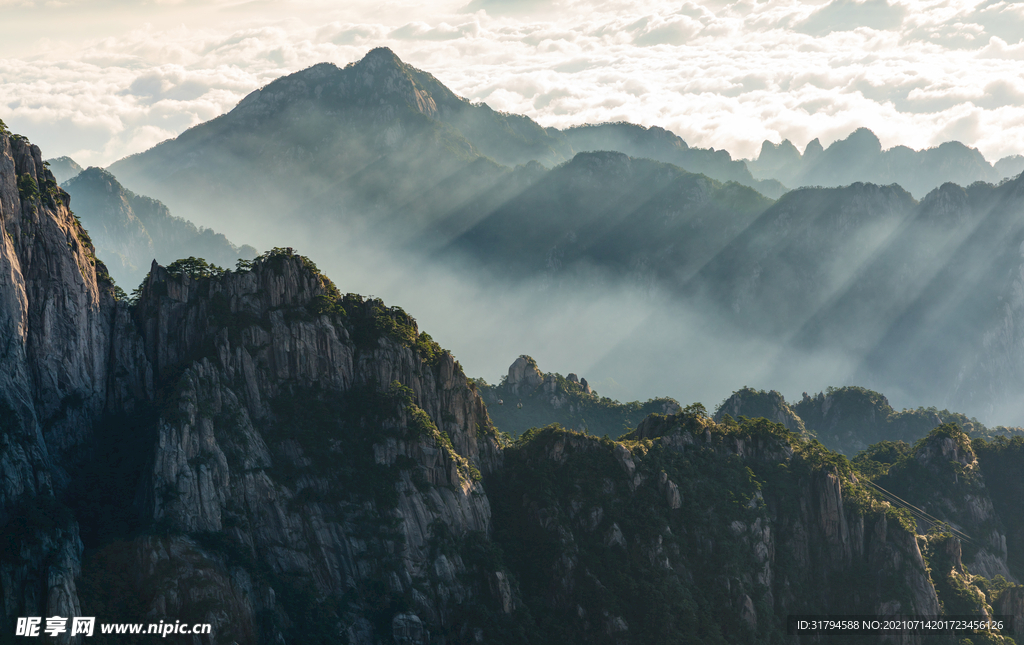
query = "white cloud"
xmin=796 ymin=0 xmax=908 ymax=36
xmin=3 ymin=0 xmax=1024 ymax=166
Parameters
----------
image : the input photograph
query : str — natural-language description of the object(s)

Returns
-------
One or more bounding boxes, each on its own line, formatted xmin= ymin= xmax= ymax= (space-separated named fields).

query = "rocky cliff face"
xmin=3 ymin=127 xmax=509 ymax=643
xmin=81 ymin=250 xmax=506 ymax=643
xmin=489 ymin=416 xmax=943 ymax=645
xmin=880 ymin=427 xmax=1013 ymax=582
xmin=0 ymin=129 xmax=116 ymax=643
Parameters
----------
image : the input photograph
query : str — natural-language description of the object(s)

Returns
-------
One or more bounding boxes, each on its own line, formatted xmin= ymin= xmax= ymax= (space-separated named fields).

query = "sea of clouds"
xmin=4 ymin=0 xmax=1024 ymax=167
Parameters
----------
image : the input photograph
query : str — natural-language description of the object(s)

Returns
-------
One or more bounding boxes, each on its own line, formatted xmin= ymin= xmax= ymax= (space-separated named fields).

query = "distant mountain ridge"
xmin=451 ymin=151 xmax=773 ymax=288
xmin=748 ymin=127 xmax=1023 ymax=198
xmin=61 ymin=167 xmax=257 ymax=288
xmin=106 ymin=48 xmax=780 ymax=245
xmin=100 ymin=48 xmax=1024 ymax=425
xmin=45 ymin=155 xmax=82 ymax=184
xmin=561 ymin=122 xmax=786 ymax=198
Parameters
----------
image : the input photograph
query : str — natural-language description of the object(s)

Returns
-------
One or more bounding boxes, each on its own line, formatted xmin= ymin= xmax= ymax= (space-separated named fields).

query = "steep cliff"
xmin=485 ymin=414 xmax=944 ymax=645
xmin=72 ymin=249 xmax=510 ymax=643
xmin=4 ymin=124 xmax=512 ymax=642
xmin=878 ymin=426 xmax=1013 ymax=582
xmin=0 ymin=127 xmax=117 ymax=642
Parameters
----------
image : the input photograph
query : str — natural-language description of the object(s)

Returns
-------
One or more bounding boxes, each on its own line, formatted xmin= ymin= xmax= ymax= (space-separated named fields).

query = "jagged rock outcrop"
xmin=481 ymin=356 xmax=680 ymax=438
xmin=880 ymin=426 xmax=1013 ymax=583
xmin=506 ymin=355 xmax=544 ymax=396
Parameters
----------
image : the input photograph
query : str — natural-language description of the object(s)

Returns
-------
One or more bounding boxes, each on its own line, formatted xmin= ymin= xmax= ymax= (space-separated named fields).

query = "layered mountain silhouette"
xmin=748 ymin=127 xmax=1023 ymax=198
xmin=45 ymin=155 xmax=82 ymax=184
xmin=102 ymin=48 xmax=1024 ymax=425
xmin=12 ymin=57 xmax=1024 ymax=645
xmin=679 ymin=176 xmax=1024 ymax=421
xmin=562 ymin=122 xmax=785 ymax=198
xmin=61 ymin=167 xmax=257 ymax=288
xmin=107 ymin=48 xmax=781 ymax=246
xmin=452 ymin=151 xmax=772 ymax=288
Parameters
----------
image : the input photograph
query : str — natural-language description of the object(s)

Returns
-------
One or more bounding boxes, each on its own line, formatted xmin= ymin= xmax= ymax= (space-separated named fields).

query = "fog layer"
xmin=100 ymin=49 xmax=1024 ymax=426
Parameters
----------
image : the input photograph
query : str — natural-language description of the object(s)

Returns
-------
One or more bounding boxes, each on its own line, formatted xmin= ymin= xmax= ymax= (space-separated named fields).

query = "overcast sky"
xmin=3 ymin=0 xmax=1024 ymax=167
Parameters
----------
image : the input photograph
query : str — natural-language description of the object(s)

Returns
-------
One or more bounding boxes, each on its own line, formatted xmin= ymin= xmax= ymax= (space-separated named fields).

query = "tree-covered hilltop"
xmin=476 ymin=355 xmax=680 ymax=438
xmin=716 ymin=384 xmax=1023 ymax=457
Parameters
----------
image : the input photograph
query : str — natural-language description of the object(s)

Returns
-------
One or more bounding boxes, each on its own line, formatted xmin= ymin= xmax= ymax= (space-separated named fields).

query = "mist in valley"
xmin=93 ymin=130 xmax=1007 ymax=429
xmin=44 ymin=48 xmax=1023 ymax=432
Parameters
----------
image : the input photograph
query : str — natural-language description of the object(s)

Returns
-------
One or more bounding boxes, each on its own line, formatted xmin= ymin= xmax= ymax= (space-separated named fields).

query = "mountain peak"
xmin=360 ymin=46 xmax=403 ymax=66
xmin=45 ymin=155 xmax=84 ymax=184
xmin=843 ymin=127 xmax=882 ymax=153
xmin=224 ymin=47 xmax=456 ymax=126
xmin=66 ymin=166 xmax=120 ymax=190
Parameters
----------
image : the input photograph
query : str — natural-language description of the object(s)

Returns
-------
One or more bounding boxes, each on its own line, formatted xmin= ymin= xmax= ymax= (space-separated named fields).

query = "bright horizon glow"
xmin=3 ymin=0 xmax=1024 ymax=168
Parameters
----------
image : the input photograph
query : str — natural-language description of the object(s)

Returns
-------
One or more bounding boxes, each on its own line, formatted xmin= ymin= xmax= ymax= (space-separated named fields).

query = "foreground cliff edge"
xmin=3 ymin=126 xmax=1024 ymax=644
